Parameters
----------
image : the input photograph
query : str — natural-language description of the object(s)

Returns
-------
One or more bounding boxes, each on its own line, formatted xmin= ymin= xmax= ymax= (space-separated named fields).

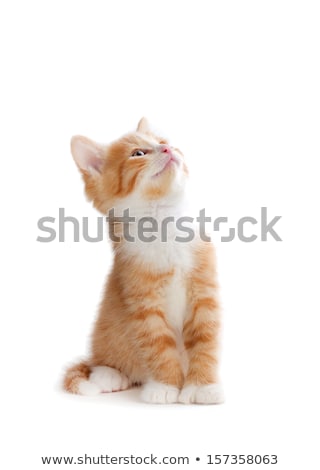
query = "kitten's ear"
xmin=136 ymin=117 xmax=151 ymax=134
xmin=71 ymin=136 xmax=105 ymax=176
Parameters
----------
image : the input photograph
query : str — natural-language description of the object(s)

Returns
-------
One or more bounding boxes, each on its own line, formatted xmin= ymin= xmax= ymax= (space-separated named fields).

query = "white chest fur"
xmin=163 ymin=266 xmax=190 ymax=375
xmin=164 ymin=267 xmax=188 ymax=332
xmin=120 ymin=222 xmax=194 ymax=374
xmin=116 ymin=197 xmax=196 ymax=374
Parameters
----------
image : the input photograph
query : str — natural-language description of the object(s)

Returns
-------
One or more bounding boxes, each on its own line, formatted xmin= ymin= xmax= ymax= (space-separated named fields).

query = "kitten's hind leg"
xmin=89 ymin=366 xmax=130 ymax=393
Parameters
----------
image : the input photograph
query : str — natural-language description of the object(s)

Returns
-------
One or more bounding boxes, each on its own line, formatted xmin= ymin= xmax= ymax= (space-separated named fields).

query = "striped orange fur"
xmin=64 ymin=118 xmax=223 ymax=404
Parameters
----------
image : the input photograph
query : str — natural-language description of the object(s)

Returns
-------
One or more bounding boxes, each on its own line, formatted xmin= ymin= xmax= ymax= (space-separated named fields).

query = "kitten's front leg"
xmin=179 ymin=249 xmax=224 ymax=405
xmin=179 ymin=300 xmax=224 ymax=404
xmin=133 ymin=308 xmax=184 ymax=404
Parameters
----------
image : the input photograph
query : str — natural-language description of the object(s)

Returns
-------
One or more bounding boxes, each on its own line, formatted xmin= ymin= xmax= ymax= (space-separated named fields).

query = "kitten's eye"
xmin=131 ymin=149 xmax=145 ymax=157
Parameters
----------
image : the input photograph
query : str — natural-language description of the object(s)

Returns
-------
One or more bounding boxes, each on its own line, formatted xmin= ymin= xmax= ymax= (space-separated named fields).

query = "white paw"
xmin=179 ymin=383 xmax=224 ymax=404
xmin=89 ymin=366 xmax=129 ymax=393
xmin=78 ymin=380 xmax=101 ymax=396
xmin=141 ymin=381 xmax=180 ymax=404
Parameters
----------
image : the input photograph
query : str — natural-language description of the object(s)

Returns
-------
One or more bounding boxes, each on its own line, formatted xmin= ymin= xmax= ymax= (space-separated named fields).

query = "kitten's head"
xmin=71 ymin=118 xmax=188 ymax=213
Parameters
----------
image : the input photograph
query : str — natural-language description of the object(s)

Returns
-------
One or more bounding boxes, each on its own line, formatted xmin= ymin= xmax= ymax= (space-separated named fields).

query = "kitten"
xmin=63 ymin=118 xmax=223 ymax=404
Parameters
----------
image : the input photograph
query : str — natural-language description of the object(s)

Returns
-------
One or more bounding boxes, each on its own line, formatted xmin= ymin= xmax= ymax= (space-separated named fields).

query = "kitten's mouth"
xmin=153 ymin=155 xmax=178 ymax=177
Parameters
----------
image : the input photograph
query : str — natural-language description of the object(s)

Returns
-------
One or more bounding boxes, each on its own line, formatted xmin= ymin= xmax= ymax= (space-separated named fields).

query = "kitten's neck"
xmin=108 ymin=193 xmax=194 ymax=253
xmin=136 ymin=200 xmax=189 ymax=220
xmin=110 ymin=194 xmax=196 ymax=272
xmin=112 ymin=193 xmax=190 ymax=221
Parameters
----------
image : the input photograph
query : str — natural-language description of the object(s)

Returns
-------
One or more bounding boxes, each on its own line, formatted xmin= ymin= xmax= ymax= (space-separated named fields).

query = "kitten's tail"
xmin=63 ymin=361 xmax=99 ymax=396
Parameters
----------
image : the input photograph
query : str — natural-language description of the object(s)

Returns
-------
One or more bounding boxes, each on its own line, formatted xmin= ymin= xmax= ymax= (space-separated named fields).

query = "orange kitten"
xmin=63 ymin=118 xmax=223 ymax=404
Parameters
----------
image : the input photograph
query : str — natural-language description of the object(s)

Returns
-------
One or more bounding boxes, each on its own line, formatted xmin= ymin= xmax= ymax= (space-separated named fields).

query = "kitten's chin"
xmin=143 ymin=165 xmax=186 ymax=201
xmin=153 ymin=157 xmax=179 ymax=178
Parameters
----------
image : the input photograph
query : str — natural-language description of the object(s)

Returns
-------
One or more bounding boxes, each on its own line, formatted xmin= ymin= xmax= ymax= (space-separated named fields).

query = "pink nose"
xmin=160 ymin=145 xmax=171 ymax=154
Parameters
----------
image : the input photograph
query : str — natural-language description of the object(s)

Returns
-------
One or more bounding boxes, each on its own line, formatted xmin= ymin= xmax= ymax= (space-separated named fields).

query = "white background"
xmin=1 ymin=1 xmax=319 ymax=469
